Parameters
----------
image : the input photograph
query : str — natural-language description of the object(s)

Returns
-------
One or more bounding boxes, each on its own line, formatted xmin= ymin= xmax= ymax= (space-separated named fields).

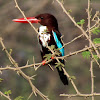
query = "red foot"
xmin=42 ymin=60 xmax=46 ymax=65
xmin=51 ymin=56 xmax=54 ymax=59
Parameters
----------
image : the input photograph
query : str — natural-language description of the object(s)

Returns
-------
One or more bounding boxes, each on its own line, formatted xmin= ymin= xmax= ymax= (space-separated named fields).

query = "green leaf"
xmin=82 ymin=51 xmax=91 ymax=59
xmin=55 ymin=51 xmax=61 ymax=56
xmin=48 ymin=45 xmax=55 ymax=52
xmin=50 ymin=45 xmax=55 ymax=50
xmin=0 ymin=78 xmax=3 ymax=82
xmin=92 ymin=27 xmax=100 ymax=35
xmin=77 ymin=19 xmax=85 ymax=25
xmin=14 ymin=96 xmax=24 ymax=100
xmin=93 ymin=38 xmax=100 ymax=44
xmin=69 ymin=76 xmax=76 ymax=80
xmin=4 ymin=90 xmax=12 ymax=95
xmin=43 ymin=53 xmax=52 ymax=60
xmin=93 ymin=55 xmax=99 ymax=61
xmin=9 ymin=49 xmax=12 ymax=55
xmin=55 ymin=62 xmax=64 ymax=68
xmin=68 ymin=9 xmax=72 ymax=13
xmin=55 ymin=62 xmax=61 ymax=68
xmin=60 ymin=62 xmax=64 ymax=67
xmin=55 ymin=63 xmax=62 ymax=71
xmin=49 ymin=45 xmax=61 ymax=56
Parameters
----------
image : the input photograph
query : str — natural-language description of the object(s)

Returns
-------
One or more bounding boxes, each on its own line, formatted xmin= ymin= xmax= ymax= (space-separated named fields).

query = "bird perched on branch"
xmin=13 ymin=13 xmax=68 ymax=85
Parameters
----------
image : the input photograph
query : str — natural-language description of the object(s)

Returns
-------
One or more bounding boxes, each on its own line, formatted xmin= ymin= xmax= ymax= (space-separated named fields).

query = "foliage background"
xmin=0 ymin=0 xmax=100 ymax=100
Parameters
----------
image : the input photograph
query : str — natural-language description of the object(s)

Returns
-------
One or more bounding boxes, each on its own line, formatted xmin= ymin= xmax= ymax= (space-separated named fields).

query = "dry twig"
xmin=0 ymin=37 xmax=49 ymax=100
xmin=56 ymin=0 xmax=100 ymax=59
xmin=0 ymin=0 xmax=100 ymax=100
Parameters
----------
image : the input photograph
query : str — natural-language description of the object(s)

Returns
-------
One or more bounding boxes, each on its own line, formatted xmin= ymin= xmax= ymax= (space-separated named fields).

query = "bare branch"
xmin=0 ymin=38 xmax=49 ymax=100
xmin=87 ymin=1 xmax=94 ymax=100
xmin=60 ymin=93 xmax=100 ymax=97
xmin=56 ymin=0 xmax=100 ymax=59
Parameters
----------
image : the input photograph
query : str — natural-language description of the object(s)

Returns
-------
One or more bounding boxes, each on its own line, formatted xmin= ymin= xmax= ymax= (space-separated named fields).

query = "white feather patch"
xmin=39 ymin=26 xmax=50 ymax=47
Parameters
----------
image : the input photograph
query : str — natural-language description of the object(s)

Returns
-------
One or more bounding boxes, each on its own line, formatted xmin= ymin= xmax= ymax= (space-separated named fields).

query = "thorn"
xmin=48 ymin=64 xmax=54 ymax=71
xmin=0 ymin=71 xmax=2 ymax=74
xmin=33 ymin=56 xmax=36 ymax=69
xmin=2 ymin=47 xmax=6 ymax=51
xmin=30 ymin=74 xmax=37 ymax=80
xmin=17 ymin=71 xmax=20 ymax=76
xmin=34 ymin=64 xmax=41 ymax=71
xmin=28 ymin=91 xmax=37 ymax=100
xmin=26 ymin=60 xmax=29 ymax=66
xmin=0 ymin=37 xmax=3 ymax=41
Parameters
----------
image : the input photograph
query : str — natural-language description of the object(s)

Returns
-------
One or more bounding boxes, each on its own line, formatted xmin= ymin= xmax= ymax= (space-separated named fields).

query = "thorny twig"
xmin=0 ymin=0 xmax=100 ymax=100
xmin=0 ymin=37 xmax=49 ymax=100
xmin=13 ymin=0 xmax=81 ymax=95
xmin=56 ymin=0 xmax=100 ymax=99
xmin=87 ymin=0 xmax=95 ymax=100
xmin=56 ymin=0 xmax=100 ymax=59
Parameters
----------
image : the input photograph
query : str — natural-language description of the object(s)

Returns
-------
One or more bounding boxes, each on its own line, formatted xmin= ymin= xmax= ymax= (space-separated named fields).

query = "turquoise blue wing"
xmin=52 ymin=31 xmax=64 ymax=56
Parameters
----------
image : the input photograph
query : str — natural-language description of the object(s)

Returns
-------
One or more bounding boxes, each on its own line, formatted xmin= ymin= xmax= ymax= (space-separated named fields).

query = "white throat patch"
xmin=39 ymin=26 xmax=50 ymax=47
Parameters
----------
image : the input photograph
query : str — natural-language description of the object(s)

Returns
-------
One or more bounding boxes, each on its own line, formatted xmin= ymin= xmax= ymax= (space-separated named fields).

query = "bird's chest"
xmin=38 ymin=26 xmax=51 ymax=47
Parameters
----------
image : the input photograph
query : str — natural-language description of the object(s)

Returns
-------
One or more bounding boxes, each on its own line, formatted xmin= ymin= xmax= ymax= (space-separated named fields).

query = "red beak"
xmin=12 ymin=17 xmax=40 ymax=23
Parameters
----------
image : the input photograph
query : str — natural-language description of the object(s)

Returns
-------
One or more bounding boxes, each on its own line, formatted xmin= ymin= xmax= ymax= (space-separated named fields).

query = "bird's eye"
xmin=40 ymin=17 xmax=44 ymax=19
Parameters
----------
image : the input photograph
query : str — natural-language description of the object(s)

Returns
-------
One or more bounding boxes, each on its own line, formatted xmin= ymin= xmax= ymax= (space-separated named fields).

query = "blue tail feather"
xmin=52 ymin=31 xmax=64 ymax=56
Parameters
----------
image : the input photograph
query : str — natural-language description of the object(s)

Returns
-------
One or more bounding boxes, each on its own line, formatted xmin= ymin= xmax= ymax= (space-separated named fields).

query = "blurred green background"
xmin=0 ymin=0 xmax=100 ymax=100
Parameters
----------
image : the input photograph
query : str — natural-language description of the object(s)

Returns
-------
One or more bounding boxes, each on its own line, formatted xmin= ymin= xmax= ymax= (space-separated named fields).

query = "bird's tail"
xmin=56 ymin=67 xmax=68 ymax=85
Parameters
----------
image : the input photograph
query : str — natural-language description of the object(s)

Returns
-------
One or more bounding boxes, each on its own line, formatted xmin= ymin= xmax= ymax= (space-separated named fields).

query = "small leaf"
xmin=71 ymin=76 xmax=76 ymax=79
xmin=55 ymin=62 xmax=61 ymax=68
xmin=55 ymin=63 xmax=62 ymax=71
xmin=60 ymin=62 xmax=64 ymax=67
xmin=0 ymin=78 xmax=3 ymax=82
xmin=43 ymin=54 xmax=52 ymax=60
xmin=54 ymin=48 xmax=61 ymax=56
xmin=93 ymin=55 xmax=99 ymax=61
xmin=55 ymin=62 xmax=64 ymax=68
xmin=77 ymin=19 xmax=85 ymax=25
xmin=55 ymin=51 xmax=61 ymax=56
xmin=69 ymin=76 xmax=76 ymax=80
xmin=9 ymin=49 xmax=12 ymax=55
xmin=14 ymin=96 xmax=24 ymax=100
xmin=82 ymin=51 xmax=91 ymax=59
xmin=92 ymin=27 xmax=100 ymax=35
xmin=93 ymin=38 xmax=100 ymax=44
xmin=50 ymin=45 xmax=55 ymax=50
xmin=68 ymin=9 xmax=72 ymax=13
xmin=4 ymin=90 xmax=12 ymax=95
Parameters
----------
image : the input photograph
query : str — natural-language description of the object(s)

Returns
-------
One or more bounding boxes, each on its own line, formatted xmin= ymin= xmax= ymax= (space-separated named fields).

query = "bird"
xmin=13 ymin=13 xmax=68 ymax=85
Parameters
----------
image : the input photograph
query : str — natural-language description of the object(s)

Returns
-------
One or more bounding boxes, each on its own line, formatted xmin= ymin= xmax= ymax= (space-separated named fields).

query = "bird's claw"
xmin=42 ymin=60 xmax=46 ymax=65
xmin=51 ymin=56 xmax=54 ymax=59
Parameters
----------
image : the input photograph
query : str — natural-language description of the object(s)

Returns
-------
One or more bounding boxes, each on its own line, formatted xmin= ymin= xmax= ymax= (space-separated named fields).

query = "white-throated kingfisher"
xmin=13 ymin=13 xmax=68 ymax=85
